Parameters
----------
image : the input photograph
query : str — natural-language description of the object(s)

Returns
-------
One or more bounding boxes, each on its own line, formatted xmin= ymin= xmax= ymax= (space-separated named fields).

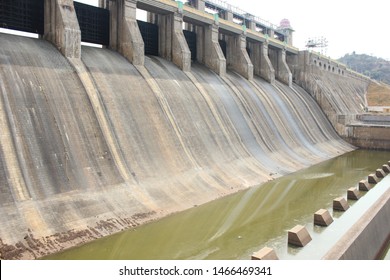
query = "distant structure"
xmin=278 ymin=18 xmax=294 ymax=46
xmin=279 ymin=18 xmax=292 ymax=29
xmin=306 ymin=37 xmax=328 ymax=55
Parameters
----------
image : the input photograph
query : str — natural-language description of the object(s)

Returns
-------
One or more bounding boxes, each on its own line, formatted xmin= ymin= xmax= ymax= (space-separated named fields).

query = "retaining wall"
xmin=323 ymin=188 xmax=390 ymax=259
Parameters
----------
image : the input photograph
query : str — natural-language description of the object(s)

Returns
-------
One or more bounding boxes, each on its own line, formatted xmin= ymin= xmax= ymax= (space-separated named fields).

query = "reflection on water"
xmin=301 ymin=172 xmax=334 ymax=180
xmin=44 ymin=150 xmax=390 ymax=260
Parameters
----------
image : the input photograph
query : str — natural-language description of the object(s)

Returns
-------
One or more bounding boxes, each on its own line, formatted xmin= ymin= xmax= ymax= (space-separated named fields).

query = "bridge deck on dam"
xmin=0 ymin=31 xmax=375 ymax=260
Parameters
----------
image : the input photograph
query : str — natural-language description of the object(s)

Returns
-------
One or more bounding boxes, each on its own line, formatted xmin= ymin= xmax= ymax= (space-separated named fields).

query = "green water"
xmin=44 ymin=150 xmax=390 ymax=260
xmin=383 ymin=245 xmax=390 ymax=260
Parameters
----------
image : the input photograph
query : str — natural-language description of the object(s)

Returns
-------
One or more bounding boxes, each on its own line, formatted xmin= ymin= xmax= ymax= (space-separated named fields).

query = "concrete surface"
xmin=0 ymin=32 xmax=360 ymax=259
xmin=294 ymin=51 xmax=390 ymax=150
xmin=44 ymin=0 xmax=81 ymax=58
xmin=333 ymin=197 xmax=350 ymax=211
xmin=288 ymin=225 xmax=312 ymax=247
xmin=314 ymin=209 xmax=333 ymax=226
xmin=252 ymin=247 xmax=279 ymax=260
xmin=324 ymin=187 xmax=390 ymax=259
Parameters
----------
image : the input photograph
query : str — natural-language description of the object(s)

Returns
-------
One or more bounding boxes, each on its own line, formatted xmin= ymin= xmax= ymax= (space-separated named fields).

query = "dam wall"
xmin=0 ymin=31 xmax=354 ymax=259
xmin=0 ymin=0 xmax=388 ymax=260
xmin=294 ymin=51 xmax=390 ymax=150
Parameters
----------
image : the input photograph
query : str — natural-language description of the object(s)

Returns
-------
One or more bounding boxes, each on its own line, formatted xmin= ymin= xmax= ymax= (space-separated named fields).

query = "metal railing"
xmin=204 ymin=0 xmax=278 ymax=30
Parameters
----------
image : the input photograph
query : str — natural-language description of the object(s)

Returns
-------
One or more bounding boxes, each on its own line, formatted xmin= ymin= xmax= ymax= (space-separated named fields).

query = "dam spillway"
xmin=0 ymin=31 xmax=361 ymax=259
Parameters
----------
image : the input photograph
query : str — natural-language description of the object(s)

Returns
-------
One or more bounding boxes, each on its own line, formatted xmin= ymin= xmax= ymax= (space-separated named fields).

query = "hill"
xmin=338 ymin=52 xmax=390 ymax=84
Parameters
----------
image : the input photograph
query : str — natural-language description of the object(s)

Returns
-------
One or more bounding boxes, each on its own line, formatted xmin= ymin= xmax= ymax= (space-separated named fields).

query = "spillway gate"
xmin=0 ymin=0 xmax=44 ymax=35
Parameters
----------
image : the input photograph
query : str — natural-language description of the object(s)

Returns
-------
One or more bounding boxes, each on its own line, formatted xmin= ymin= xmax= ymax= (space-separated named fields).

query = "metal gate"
xmin=137 ymin=20 xmax=159 ymax=56
xmin=183 ymin=30 xmax=197 ymax=61
xmin=219 ymin=40 xmax=227 ymax=58
xmin=74 ymin=1 xmax=109 ymax=45
xmin=246 ymin=47 xmax=251 ymax=58
xmin=0 ymin=0 xmax=44 ymax=34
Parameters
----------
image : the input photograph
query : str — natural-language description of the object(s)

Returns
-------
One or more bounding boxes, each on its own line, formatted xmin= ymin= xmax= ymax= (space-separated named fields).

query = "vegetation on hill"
xmin=338 ymin=52 xmax=390 ymax=84
xmin=338 ymin=53 xmax=390 ymax=108
xmin=366 ymin=82 xmax=390 ymax=107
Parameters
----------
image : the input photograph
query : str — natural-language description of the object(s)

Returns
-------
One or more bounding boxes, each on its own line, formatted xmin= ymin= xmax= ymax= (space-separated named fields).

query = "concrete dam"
xmin=0 ymin=0 xmax=389 ymax=259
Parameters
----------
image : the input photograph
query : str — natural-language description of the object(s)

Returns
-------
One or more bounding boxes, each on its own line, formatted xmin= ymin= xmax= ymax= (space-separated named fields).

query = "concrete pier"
xmin=40 ymin=0 xmax=299 ymax=82
xmin=248 ymin=40 xmax=275 ymax=84
xmin=276 ymin=49 xmax=293 ymax=87
xmin=268 ymin=47 xmax=292 ymax=86
xmin=226 ymin=33 xmax=253 ymax=80
xmin=157 ymin=12 xmax=191 ymax=71
xmin=191 ymin=0 xmax=206 ymax=11
xmin=109 ymin=0 xmax=145 ymax=66
xmin=203 ymin=22 xmax=226 ymax=76
xmin=44 ymin=0 xmax=81 ymax=58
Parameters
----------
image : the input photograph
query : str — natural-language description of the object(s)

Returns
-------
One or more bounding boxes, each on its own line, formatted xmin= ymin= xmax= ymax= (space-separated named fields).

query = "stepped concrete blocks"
xmin=288 ymin=225 xmax=312 ymax=247
xmin=251 ymin=247 xmax=279 ymax=260
xmin=368 ymin=173 xmax=380 ymax=184
xmin=358 ymin=180 xmax=371 ymax=191
xmin=314 ymin=209 xmax=333 ymax=226
xmin=382 ymin=164 xmax=390 ymax=173
xmin=347 ymin=187 xmax=360 ymax=200
xmin=376 ymin=169 xmax=386 ymax=178
xmin=333 ymin=197 xmax=349 ymax=211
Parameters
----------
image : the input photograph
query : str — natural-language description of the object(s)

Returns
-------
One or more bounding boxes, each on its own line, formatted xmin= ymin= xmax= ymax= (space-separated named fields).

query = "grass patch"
xmin=366 ymin=82 xmax=390 ymax=106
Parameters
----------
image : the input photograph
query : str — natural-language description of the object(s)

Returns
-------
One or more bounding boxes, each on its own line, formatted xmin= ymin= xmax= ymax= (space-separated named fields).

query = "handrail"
xmin=203 ymin=0 xmax=278 ymax=30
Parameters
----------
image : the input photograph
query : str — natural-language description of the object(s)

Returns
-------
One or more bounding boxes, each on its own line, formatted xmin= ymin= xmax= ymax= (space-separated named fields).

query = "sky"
xmin=2 ymin=0 xmax=388 ymax=60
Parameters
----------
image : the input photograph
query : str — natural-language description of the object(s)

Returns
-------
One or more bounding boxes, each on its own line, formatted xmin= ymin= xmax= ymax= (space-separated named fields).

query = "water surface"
xmin=44 ymin=150 xmax=390 ymax=260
